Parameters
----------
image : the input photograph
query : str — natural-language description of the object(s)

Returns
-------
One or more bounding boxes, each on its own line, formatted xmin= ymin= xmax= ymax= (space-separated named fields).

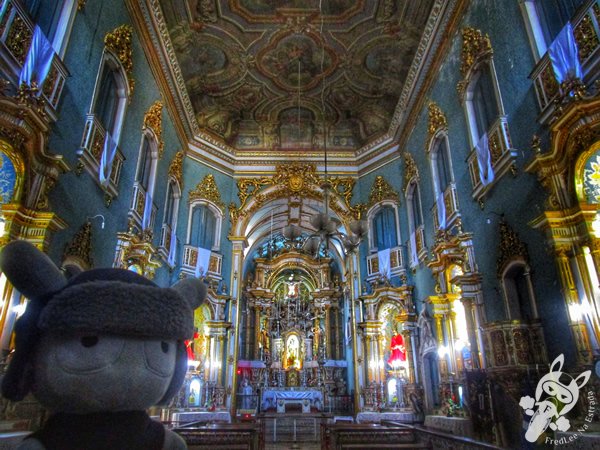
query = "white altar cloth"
xmin=261 ymin=389 xmax=323 ymax=412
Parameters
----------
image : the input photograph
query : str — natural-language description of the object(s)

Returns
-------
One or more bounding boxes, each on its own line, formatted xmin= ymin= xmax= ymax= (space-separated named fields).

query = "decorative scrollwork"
xmin=459 ymin=27 xmax=493 ymax=77
xmin=427 ymin=102 xmax=448 ymax=138
xmin=189 ymin=174 xmax=225 ymax=211
xmin=104 ymin=25 xmax=134 ymax=95
xmin=143 ymin=100 xmax=164 ymax=158
xmin=496 ymin=219 xmax=530 ymax=277
xmin=368 ymin=175 xmax=399 ymax=208
xmin=168 ymin=151 xmax=184 ymax=186
xmin=63 ymin=221 xmax=93 ymax=269
xmin=403 ymin=152 xmax=419 ymax=195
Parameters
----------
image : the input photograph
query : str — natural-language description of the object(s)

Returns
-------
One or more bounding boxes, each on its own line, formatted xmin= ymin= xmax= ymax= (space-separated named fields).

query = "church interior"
xmin=0 ymin=0 xmax=599 ymax=449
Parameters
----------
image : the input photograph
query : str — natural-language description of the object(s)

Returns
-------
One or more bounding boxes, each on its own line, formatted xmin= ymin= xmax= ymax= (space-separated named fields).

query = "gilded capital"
xmin=427 ymin=102 xmax=448 ymax=138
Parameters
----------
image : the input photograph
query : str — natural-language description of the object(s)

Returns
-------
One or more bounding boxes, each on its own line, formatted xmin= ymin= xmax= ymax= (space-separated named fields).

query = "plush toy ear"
xmin=172 ymin=277 xmax=207 ymax=310
xmin=0 ymin=240 xmax=67 ymax=299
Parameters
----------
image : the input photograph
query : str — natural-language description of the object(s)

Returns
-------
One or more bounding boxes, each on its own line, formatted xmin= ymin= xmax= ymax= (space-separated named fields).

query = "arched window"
xmin=407 ymin=182 xmax=423 ymax=232
xmin=95 ymin=65 xmax=120 ymax=136
xmin=372 ymin=205 xmax=398 ymax=250
xmin=22 ymin=0 xmax=77 ymax=56
xmin=189 ymin=204 xmax=217 ymax=250
xmin=136 ymin=136 xmax=155 ymax=192
xmin=165 ymin=180 xmax=178 ymax=228
xmin=502 ymin=262 xmax=537 ymax=321
xmin=467 ymin=65 xmax=499 ymax=142
xmin=160 ymin=178 xmax=181 ymax=265
xmin=432 ymin=136 xmax=453 ymax=196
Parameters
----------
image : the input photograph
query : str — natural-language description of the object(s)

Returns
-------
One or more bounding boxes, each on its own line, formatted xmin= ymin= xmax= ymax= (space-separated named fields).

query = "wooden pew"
xmin=321 ymin=422 xmax=427 ymax=450
xmin=175 ymin=422 xmax=263 ymax=450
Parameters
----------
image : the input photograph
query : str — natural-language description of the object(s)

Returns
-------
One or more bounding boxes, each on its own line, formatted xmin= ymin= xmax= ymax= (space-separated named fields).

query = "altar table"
xmin=261 ymin=389 xmax=323 ymax=413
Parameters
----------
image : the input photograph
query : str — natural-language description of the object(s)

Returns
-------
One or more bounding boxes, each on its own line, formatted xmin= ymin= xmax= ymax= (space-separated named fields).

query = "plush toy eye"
xmin=144 ymin=340 xmax=176 ymax=377
xmin=54 ymin=335 xmax=125 ymax=373
xmin=81 ymin=336 xmax=98 ymax=347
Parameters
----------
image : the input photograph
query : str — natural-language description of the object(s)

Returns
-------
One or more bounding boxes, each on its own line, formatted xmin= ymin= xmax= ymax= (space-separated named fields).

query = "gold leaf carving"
xmin=368 ymin=175 xmax=399 ymax=208
xmin=496 ymin=219 xmax=529 ymax=277
xmin=104 ymin=25 xmax=134 ymax=95
xmin=427 ymin=102 xmax=447 ymax=138
xmin=143 ymin=101 xmax=164 ymax=158
xmin=460 ymin=27 xmax=493 ymax=77
xmin=189 ymin=174 xmax=224 ymax=211
xmin=403 ymin=152 xmax=419 ymax=194
xmin=63 ymin=221 xmax=93 ymax=269
xmin=169 ymin=151 xmax=184 ymax=187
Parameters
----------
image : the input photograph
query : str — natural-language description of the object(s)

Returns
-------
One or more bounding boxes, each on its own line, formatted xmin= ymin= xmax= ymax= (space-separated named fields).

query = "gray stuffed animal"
xmin=0 ymin=240 xmax=207 ymax=450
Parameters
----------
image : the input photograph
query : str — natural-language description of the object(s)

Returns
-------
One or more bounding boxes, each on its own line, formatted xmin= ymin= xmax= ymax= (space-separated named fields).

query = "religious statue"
xmin=388 ymin=332 xmax=407 ymax=366
xmin=259 ymin=327 xmax=270 ymax=352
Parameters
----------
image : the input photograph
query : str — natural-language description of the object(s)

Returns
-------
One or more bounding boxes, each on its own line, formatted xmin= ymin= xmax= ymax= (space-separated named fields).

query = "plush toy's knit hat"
xmin=0 ymin=240 xmax=206 ymax=401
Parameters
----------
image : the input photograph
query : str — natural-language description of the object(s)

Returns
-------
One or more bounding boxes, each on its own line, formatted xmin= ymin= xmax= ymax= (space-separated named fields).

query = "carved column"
xmin=556 ymin=248 xmax=593 ymax=364
xmin=434 ymin=313 xmax=447 ymax=376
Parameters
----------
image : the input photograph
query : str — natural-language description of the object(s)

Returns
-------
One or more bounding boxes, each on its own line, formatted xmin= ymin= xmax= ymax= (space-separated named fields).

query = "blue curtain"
xmin=373 ymin=206 xmax=398 ymax=250
xmin=190 ymin=205 xmax=216 ymax=249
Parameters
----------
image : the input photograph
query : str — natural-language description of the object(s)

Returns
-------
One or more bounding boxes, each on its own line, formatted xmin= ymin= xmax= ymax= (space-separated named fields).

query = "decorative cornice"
xmin=104 ymin=25 xmax=134 ymax=95
xmin=403 ymin=152 xmax=419 ymax=194
xmin=63 ymin=221 xmax=93 ymax=269
xmin=459 ymin=27 xmax=493 ymax=77
xmin=368 ymin=175 xmax=400 ymax=207
xmin=168 ymin=151 xmax=184 ymax=187
xmin=497 ymin=219 xmax=529 ymax=277
xmin=427 ymin=101 xmax=448 ymax=139
xmin=143 ymin=100 xmax=164 ymax=158
xmin=189 ymin=174 xmax=224 ymax=211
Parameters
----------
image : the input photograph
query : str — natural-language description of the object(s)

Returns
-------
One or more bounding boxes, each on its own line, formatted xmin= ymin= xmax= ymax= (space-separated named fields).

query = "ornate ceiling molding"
xmin=143 ymin=100 xmax=164 ymax=158
xmin=104 ymin=25 xmax=134 ymax=95
xmin=189 ymin=174 xmax=225 ymax=211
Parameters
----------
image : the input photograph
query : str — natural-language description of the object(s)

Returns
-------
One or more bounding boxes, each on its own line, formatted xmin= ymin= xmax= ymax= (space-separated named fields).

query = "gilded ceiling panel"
xmin=159 ymin=0 xmax=436 ymax=151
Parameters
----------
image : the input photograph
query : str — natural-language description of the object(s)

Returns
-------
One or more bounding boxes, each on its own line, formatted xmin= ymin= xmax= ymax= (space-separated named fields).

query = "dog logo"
xmin=520 ymin=354 xmax=591 ymax=443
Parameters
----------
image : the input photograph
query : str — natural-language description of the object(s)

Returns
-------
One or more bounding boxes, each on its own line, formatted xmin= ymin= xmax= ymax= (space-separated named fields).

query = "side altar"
xmin=261 ymin=387 xmax=324 ymax=413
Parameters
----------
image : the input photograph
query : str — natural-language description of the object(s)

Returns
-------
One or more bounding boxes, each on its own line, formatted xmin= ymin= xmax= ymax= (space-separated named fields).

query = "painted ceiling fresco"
xmin=159 ymin=0 xmax=436 ymax=151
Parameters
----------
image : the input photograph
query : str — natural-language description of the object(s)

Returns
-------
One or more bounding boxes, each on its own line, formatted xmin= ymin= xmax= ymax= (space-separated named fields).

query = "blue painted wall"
xmin=356 ymin=0 xmax=575 ymax=364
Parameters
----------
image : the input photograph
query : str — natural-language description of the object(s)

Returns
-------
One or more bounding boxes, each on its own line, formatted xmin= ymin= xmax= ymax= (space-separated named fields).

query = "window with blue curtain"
xmin=165 ymin=181 xmax=176 ymax=227
xmin=190 ymin=204 xmax=216 ymax=249
xmin=372 ymin=206 xmax=398 ymax=250
xmin=409 ymin=183 xmax=423 ymax=230
xmin=535 ymin=0 xmax=586 ymax=44
xmin=136 ymin=137 xmax=153 ymax=190
xmin=435 ymin=138 xmax=452 ymax=194
xmin=23 ymin=0 xmax=60 ymax=41
xmin=472 ymin=67 xmax=497 ymax=139
xmin=95 ymin=65 xmax=119 ymax=135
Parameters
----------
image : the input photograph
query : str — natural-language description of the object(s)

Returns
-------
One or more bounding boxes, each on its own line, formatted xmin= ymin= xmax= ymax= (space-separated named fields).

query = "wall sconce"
xmin=87 ymin=214 xmax=105 ymax=229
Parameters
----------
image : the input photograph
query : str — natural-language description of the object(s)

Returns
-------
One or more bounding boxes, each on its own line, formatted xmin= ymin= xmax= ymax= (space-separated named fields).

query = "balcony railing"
xmin=0 ymin=0 xmax=68 ymax=117
xmin=531 ymin=1 xmax=600 ymax=122
xmin=482 ymin=319 xmax=547 ymax=369
xmin=466 ymin=116 xmax=517 ymax=202
xmin=79 ymin=114 xmax=125 ymax=199
xmin=182 ymin=245 xmax=223 ymax=279
xmin=366 ymin=246 xmax=404 ymax=279
xmin=432 ymin=183 xmax=460 ymax=231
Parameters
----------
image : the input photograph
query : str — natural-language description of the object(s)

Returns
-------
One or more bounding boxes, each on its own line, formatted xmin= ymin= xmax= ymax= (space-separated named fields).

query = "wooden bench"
xmin=175 ymin=422 xmax=263 ymax=450
xmin=321 ymin=422 xmax=428 ymax=450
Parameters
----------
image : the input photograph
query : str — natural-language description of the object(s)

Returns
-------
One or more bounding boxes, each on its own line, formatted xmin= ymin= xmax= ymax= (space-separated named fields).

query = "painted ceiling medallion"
xmin=256 ymin=31 xmax=338 ymax=92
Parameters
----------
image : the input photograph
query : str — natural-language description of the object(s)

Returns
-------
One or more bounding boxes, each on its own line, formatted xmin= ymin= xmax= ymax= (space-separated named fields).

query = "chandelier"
xmin=281 ymin=3 xmax=367 ymax=258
